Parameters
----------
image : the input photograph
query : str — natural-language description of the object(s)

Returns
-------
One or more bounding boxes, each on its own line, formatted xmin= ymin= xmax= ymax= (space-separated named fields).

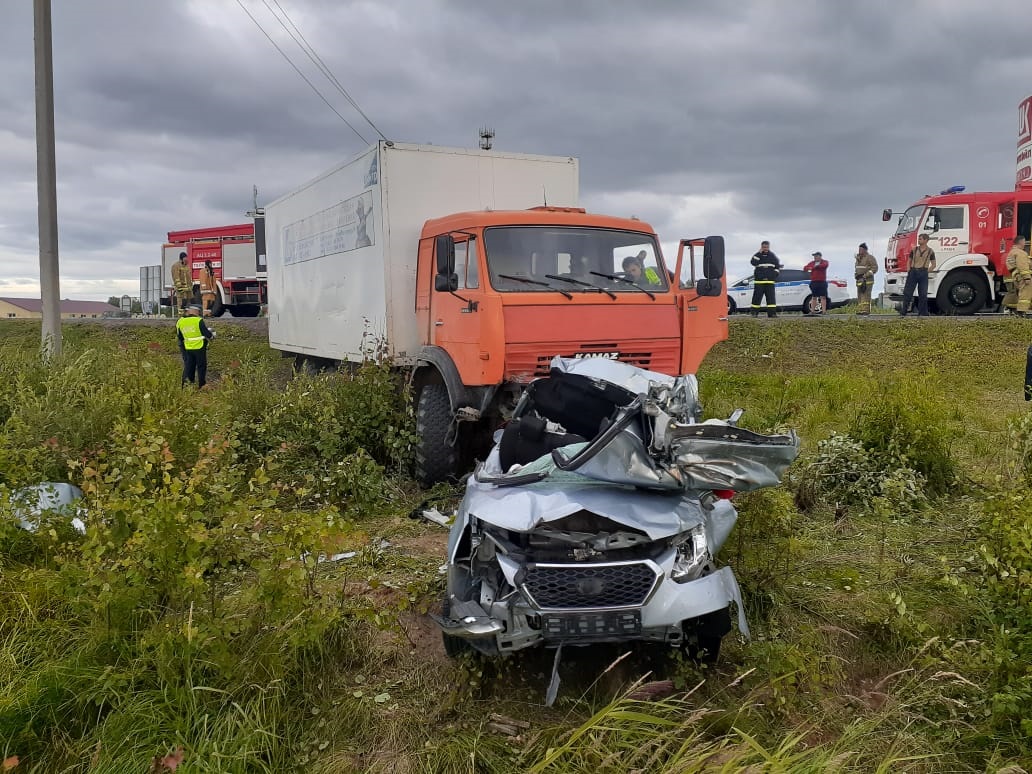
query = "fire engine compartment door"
xmin=673 ymin=239 xmax=728 ymax=375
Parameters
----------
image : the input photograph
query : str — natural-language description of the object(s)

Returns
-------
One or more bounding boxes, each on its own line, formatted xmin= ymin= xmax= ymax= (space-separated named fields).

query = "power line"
xmin=266 ymin=0 xmax=388 ymax=140
xmin=234 ymin=0 xmax=368 ymax=145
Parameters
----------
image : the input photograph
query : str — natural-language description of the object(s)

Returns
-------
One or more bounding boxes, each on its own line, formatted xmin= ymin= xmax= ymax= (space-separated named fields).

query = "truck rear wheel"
xmin=936 ymin=269 xmax=988 ymax=315
xmin=415 ymin=383 xmax=457 ymax=485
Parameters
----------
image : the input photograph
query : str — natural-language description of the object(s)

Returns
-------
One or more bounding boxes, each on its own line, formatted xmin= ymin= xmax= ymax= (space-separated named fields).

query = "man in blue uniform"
xmin=175 ymin=304 xmax=216 ymax=388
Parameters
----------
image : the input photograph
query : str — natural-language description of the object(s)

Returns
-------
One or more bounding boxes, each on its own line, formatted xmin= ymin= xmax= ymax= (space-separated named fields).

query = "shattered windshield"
xmin=483 ymin=226 xmax=669 ymax=293
xmin=895 ymin=205 xmax=926 ymax=235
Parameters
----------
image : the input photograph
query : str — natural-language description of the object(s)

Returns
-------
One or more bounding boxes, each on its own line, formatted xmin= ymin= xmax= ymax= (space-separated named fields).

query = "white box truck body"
xmin=266 ymin=141 xmax=579 ymax=362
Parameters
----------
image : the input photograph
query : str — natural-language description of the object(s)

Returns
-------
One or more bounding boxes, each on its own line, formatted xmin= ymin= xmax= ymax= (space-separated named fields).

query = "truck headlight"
xmin=670 ymin=524 xmax=709 ymax=583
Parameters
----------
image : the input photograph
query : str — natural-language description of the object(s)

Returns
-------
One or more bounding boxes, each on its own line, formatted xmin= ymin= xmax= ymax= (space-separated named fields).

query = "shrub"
xmin=849 ymin=379 xmax=956 ymax=495
xmin=793 ymin=432 xmax=927 ymax=513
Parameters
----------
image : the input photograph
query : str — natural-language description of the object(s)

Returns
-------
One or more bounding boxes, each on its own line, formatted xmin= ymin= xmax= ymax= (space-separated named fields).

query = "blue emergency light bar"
xmin=939 ymin=185 xmax=966 ymax=195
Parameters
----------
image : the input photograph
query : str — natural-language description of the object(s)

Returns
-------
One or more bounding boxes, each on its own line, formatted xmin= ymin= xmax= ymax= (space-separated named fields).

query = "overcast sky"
xmin=1 ymin=0 xmax=1030 ymax=300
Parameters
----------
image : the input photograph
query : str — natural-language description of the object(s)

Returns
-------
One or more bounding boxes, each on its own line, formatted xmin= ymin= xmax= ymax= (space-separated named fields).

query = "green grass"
xmin=2 ymin=317 xmax=1032 ymax=772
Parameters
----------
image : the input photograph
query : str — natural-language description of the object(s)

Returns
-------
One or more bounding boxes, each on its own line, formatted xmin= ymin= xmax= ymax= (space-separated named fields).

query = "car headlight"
xmin=670 ymin=524 xmax=709 ymax=583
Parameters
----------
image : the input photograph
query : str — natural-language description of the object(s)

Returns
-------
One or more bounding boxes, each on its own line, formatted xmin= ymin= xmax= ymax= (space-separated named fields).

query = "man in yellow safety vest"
xmin=175 ymin=304 xmax=216 ymax=388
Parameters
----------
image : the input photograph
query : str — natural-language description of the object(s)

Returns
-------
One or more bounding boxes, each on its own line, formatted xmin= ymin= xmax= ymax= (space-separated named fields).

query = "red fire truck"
xmin=162 ymin=222 xmax=268 ymax=317
xmin=881 ymin=96 xmax=1032 ymax=314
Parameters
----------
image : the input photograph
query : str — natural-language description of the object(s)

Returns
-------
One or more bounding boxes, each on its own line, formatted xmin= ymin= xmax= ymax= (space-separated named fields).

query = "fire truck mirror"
xmin=436 ymin=234 xmax=456 ymax=276
xmin=702 ymin=236 xmax=725 ymax=279
xmin=882 ymin=208 xmax=893 ymax=222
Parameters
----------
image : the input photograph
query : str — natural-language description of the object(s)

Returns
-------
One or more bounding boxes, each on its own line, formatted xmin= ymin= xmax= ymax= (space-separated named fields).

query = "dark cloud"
xmin=0 ymin=0 xmax=1029 ymax=296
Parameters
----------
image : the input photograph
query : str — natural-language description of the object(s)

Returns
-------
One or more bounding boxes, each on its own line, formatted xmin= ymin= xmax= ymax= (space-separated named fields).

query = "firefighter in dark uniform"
xmin=750 ymin=240 xmax=781 ymax=317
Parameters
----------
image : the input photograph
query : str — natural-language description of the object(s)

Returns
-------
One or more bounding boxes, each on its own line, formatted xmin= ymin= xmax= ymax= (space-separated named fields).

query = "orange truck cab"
xmin=265 ymin=142 xmax=727 ymax=483
xmin=412 ymin=208 xmax=727 ymax=480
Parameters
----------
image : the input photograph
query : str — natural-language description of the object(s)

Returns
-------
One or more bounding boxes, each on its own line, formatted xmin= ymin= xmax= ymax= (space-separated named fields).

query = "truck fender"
xmin=412 ymin=346 xmax=473 ymax=412
xmin=932 ymin=252 xmax=990 ymax=275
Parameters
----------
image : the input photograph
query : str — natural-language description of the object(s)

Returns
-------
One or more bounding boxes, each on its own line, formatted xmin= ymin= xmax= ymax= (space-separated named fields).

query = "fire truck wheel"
xmin=211 ymin=295 xmax=225 ymax=317
xmin=936 ymin=269 xmax=989 ymax=315
xmin=415 ymin=383 xmax=457 ymax=485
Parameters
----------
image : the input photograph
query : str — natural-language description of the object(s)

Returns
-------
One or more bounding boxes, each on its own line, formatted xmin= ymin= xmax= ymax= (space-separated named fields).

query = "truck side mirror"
xmin=695 ymin=278 xmax=722 ymax=297
xmin=435 ymin=273 xmax=458 ymax=293
xmin=702 ymin=236 xmax=725 ymax=279
xmin=882 ymin=208 xmax=893 ymax=222
xmin=436 ymin=234 xmax=456 ymax=276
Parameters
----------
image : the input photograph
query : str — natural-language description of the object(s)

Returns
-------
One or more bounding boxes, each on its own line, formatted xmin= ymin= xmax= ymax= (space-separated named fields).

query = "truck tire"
xmin=232 ymin=305 xmax=260 ymax=318
xmin=936 ymin=269 xmax=989 ymax=315
xmin=211 ymin=294 xmax=226 ymax=317
xmin=415 ymin=383 xmax=457 ymax=485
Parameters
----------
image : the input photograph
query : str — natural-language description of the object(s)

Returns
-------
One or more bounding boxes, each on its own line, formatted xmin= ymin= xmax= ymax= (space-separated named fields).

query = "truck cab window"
xmin=896 ymin=205 xmax=926 ymax=234
xmin=936 ymin=206 xmax=964 ymax=230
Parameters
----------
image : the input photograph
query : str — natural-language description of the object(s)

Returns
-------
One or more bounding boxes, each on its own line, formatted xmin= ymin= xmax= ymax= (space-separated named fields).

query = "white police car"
xmin=726 ymin=269 xmax=854 ymax=314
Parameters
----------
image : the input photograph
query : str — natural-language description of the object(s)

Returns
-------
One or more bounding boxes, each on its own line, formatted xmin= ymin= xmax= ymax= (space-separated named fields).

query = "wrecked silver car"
xmin=435 ymin=357 xmax=799 ymax=662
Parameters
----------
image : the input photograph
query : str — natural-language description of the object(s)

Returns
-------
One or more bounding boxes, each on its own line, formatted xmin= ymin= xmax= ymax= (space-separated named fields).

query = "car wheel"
xmin=415 ymin=383 xmax=458 ymax=485
xmin=802 ymin=294 xmax=826 ymax=315
xmin=936 ymin=269 xmax=988 ymax=315
xmin=727 ymin=297 xmax=737 ymax=314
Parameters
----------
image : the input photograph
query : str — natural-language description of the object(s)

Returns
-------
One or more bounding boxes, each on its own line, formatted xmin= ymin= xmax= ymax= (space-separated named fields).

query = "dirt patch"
xmin=391 ymin=529 xmax=448 ymax=560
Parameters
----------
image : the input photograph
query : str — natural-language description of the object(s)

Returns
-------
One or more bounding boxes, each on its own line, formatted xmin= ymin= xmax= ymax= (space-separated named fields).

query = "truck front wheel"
xmin=415 ymin=383 xmax=457 ymax=485
xmin=211 ymin=294 xmax=226 ymax=317
xmin=936 ymin=269 xmax=989 ymax=315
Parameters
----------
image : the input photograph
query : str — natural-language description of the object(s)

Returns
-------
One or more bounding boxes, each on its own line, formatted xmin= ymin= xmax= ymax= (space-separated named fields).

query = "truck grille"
xmin=505 ymin=339 xmax=679 ymax=382
xmin=521 ymin=561 xmax=660 ymax=610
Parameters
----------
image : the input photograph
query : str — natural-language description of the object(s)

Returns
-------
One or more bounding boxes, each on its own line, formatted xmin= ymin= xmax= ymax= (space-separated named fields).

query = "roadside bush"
xmin=793 ymin=432 xmax=927 ymax=513
xmin=849 ymin=379 xmax=956 ymax=495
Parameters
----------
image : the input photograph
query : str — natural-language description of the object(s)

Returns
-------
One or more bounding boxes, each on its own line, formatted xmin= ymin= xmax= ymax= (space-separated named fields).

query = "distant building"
xmin=0 ymin=297 xmax=121 ymax=320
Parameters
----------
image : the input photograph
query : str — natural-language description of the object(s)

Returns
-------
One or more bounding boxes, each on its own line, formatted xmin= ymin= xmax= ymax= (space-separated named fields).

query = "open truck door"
xmin=673 ymin=237 xmax=728 ymax=374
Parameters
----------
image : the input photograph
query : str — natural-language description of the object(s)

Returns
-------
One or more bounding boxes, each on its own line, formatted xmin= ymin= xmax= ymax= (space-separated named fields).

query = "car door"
xmin=777 ymin=269 xmax=808 ymax=309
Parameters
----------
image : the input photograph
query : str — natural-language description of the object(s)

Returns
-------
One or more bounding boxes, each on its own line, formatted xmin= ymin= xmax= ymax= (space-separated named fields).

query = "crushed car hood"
xmin=465 ymin=446 xmax=735 ymax=541
xmin=478 ymin=356 xmax=799 ymax=493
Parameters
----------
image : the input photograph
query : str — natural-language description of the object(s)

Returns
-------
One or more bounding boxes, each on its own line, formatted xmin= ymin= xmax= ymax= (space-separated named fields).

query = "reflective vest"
xmin=176 ymin=316 xmax=205 ymax=350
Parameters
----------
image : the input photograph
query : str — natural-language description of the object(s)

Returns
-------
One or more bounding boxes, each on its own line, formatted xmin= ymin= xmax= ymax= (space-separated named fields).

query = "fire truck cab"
xmin=881 ymin=184 xmax=1032 ymax=314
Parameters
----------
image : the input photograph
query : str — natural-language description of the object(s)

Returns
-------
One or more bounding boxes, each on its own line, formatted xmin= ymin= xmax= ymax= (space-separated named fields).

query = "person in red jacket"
xmin=803 ymin=251 xmax=830 ymax=315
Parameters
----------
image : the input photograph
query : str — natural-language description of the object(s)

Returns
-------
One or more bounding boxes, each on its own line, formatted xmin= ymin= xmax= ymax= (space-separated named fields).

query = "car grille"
xmin=521 ymin=561 xmax=660 ymax=610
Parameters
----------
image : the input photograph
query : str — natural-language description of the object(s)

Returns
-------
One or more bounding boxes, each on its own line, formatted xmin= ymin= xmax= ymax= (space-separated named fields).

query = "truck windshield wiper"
xmin=589 ymin=271 xmax=656 ymax=301
xmin=497 ymin=274 xmax=572 ymax=299
xmin=544 ymin=274 xmax=617 ymax=300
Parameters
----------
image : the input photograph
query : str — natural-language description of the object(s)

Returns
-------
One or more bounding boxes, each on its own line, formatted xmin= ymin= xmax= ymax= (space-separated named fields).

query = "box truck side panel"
xmin=267 ymin=148 xmax=386 ymax=359
xmin=221 ymin=242 xmax=256 ymax=278
xmin=380 ymin=144 xmax=579 ymax=359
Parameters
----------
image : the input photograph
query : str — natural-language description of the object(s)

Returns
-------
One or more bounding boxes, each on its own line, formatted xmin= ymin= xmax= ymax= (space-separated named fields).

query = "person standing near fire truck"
xmin=854 ymin=243 xmax=878 ymax=316
xmin=750 ymin=240 xmax=781 ymax=318
xmin=171 ymin=252 xmax=193 ymax=315
xmin=199 ymin=260 xmax=217 ymax=317
xmin=1009 ymin=235 xmax=1031 ymax=315
xmin=901 ymin=234 xmax=936 ymax=316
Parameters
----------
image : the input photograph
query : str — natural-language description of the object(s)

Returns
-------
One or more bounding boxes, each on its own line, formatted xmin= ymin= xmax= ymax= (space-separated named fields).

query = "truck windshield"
xmin=895 ymin=205 xmax=926 ymax=235
xmin=483 ymin=226 xmax=668 ymax=293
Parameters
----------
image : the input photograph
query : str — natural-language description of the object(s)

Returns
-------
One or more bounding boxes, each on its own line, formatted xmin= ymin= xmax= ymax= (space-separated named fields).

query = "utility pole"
xmin=34 ymin=0 xmax=61 ymax=357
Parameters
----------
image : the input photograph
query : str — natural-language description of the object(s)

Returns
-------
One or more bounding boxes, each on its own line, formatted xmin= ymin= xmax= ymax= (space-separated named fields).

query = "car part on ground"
xmin=9 ymin=482 xmax=86 ymax=534
xmin=433 ymin=357 xmax=799 ymax=684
